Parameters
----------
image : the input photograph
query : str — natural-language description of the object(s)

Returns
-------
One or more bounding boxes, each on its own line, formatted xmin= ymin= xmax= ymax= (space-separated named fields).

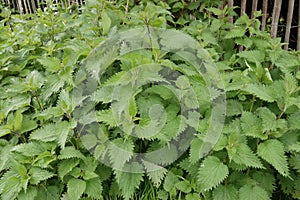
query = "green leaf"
xmin=241 ymin=112 xmax=266 ymax=139
xmin=85 ymin=178 xmax=103 ymax=199
xmin=2 ymin=94 xmax=31 ymax=117
xmin=0 ymin=127 xmax=11 ymax=137
xmin=226 ymin=100 xmax=243 ymax=116
xmin=213 ymin=185 xmax=238 ymax=200
xmin=67 ymin=178 xmax=86 ymax=200
xmin=251 ymin=171 xmax=275 ymax=194
xmin=57 ymin=89 xmax=73 ymax=114
xmin=36 ymin=106 xmax=64 ymax=120
xmin=11 ymin=142 xmax=45 ymax=157
xmin=20 ymin=117 xmax=38 ymax=134
xmin=239 ymin=185 xmax=269 ymax=200
xmin=189 ymin=137 xmax=204 ymax=164
xmin=115 ymin=162 xmax=144 ymax=200
xmin=225 ymin=28 xmax=246 ymax=39
xmin=290 ymin=154 xmax=300 ymax=173
xmin=37 ymin=185 xmax=60 ymax=200
xmin=185 ymin=193 xmax=201 ymax=200
xmin=30 ymin=123 xmax=57 ymax=142
xmin=83 ymin=171 xmax=98 ymax=180
xmin=17 ymin=186 xmax=38 ymax=200
xmin=13 ymin=110 xmax=23 ymax=131
xmin=58 ymin=158 xmax=80 ymax=180
xmin=128 ymin=97 xmax=137 ymax=117
xmin=58 ymin=146 xmax=85 ymax=160
xmin=96 ymin=109 xmax=117 ymax=127
xmin=238 ymin=50 xmax=265 ymax=63
xmin=163 ymin=171 xmax=179 ymax=192
xmin=30 ymin=121 xmax=72 ymax=148
xmin=1 ymin=176 xmax=22 ymax=200
xmin=40 ymin=75 xmax=65 ymax=100
xmin=29 ymin=167 xmax=55 ymax=185
xmin=56 ymin=121 xmax=73 ymax=149
xmin=227 ymin=143 xmax=264 ymax=169
xmin=91 ymin=85 xmax=113 ymax=103
xmin=143 ymin=160 xmax=167 ymax=187
xmin=257 ymin=107 xmax=286 ymax=132
xmin=242 ymin=84 xmax=275 ymax=102
xmin=258 ymin=139 xmax=289 ymax=176
xmin=197 ymin=156 xmax=229 ymax=191
xmin=175 ymin=181 xmax=192 ymax=193
xmin=288 ymin=111 xmax=300 ymax=130
xmin=109 ymin=138 xmax=134 ymax=169
xmin=102 ymin=11 xmax=111 ymax=35
xmin=37 ymin=57 xmax=62 ymax=72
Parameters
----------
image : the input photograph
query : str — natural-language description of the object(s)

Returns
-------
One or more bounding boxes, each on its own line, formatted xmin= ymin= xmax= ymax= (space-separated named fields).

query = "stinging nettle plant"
xmin=0 ymin=0 xmax=300 ymax=200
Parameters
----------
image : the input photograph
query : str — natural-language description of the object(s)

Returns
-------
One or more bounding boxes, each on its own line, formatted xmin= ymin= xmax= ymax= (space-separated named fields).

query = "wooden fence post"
xmin=251 ymin=0 xmax=258 ymax=19
xmin=284 ymin=0 xmax=295 ymax=50
xmin=261 ymin=0 xmax=268 ymax=31
xmin=298 ymin=0 xmax=300 ymax=50
xmin=228 ymin=0 xmax=234 ymax=23
xmin=241 ymin=0 xmax=247 ymax=15
xmin=271 ymin=0 xmax=282 ymax=38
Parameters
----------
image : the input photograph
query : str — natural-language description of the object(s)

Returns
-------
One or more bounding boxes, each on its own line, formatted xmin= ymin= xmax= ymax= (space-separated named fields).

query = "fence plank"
xmin=228 ymin=0 xmax=234 ymax=23
xmin=271 ymin=0 xmax=282 ymax=38
xmin=251 ymin=0 xmax=258 ymax=19
xmin=261 ymin=0 xmax=268 ymax=31
xmin=297 ymin=1 xmax=300 ymax=51
xmin=284 ymin=0 xmax=295 ymax=50
xmin=241 ymin=0 xmax=247 ymax=15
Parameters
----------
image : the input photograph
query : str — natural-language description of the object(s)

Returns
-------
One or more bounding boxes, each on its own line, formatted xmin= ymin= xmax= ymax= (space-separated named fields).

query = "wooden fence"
xmin=1 ymin=0 xmax=300 ymax=50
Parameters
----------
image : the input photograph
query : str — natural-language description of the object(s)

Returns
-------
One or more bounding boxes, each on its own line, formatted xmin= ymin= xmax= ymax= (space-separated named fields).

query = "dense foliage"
xmin=0 ymin=0 xmax=300 ymax=199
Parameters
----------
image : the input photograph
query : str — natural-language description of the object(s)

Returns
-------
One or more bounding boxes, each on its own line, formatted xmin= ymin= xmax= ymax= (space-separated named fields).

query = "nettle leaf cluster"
xmin=0 ymin=0 xmax=300 ymax=200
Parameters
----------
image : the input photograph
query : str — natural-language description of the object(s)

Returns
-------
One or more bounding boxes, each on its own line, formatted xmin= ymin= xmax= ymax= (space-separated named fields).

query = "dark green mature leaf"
xmin=189 ymin=137 xmax=204 ymax=164
xmin=2 ymin=94 xmax=31 ymax=117
xmin=258 ymin=139 xmax=289 ymax=176
xmin=257 ymin=107 xmax=286 ymax=132
xmin=242 ymin=84 xmax=275 ymax=102
xmin=213 ymin=185 xmax=238 ymax=200
xmin=239 ymin=185 xmax=269 ymax=200
xmin=227 ymin=143 xmax=264 ymax=169
xmin=36 ymin=185 xmax=60 ymax=200
xmin=30 ymin=123 xmax=57 ymax=142
xmin=85 ymin=178 xmax=103 ymax=199
xmin=109 ymin=138 xmax=134 ymax=170
xmin=225 ymin=28 xmax=246 ymax=39
xmin=58 ymin=159 xmax=80 ymax=180
xmin=251 ymin=171 xmax=275 ymax=194
xmin=197 ymin=156 xmax=229 ymax=191
xmin=163 ymin=170 xmax=179 ymax=192
xmin=67 ymin=178 xmax=86 ymax=200
xmin=11 ymin=142 xmax=45 ymax=157
xmin=241 ymin=112 xmax=266 ymax=139
xmin=175 ymin=181 xmax=192 ymax=193
xmin=29 ymin=167 xmax=55 ymax=185
xmin=37 ymin=57 xmax=62 ymax=72
xmin=238 ymin=50 xmax=265 ymax=63
xmin=1 ymin=176 xmax=22 ymax=200
xmin=17 ymin=186 xmax=38 ymax=200
xmin=288 ymin=111 xmax=300 ymax=130
xmin=58 ymin=146 xmax=85 ymax=160
xmin=115 ymin=162 xmax=144 ymax=200
xmin=96 ymin=109 xmax=118 ymax=127
xmin=30 ymin=121 xmax=73 ymax=148
xmin=143 ymin=160 xmax=167 ymax=187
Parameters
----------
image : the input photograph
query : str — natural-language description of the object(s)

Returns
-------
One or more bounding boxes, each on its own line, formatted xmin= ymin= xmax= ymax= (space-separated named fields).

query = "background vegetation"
xmin=0 ymin=0 xmax=300 ymax=199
